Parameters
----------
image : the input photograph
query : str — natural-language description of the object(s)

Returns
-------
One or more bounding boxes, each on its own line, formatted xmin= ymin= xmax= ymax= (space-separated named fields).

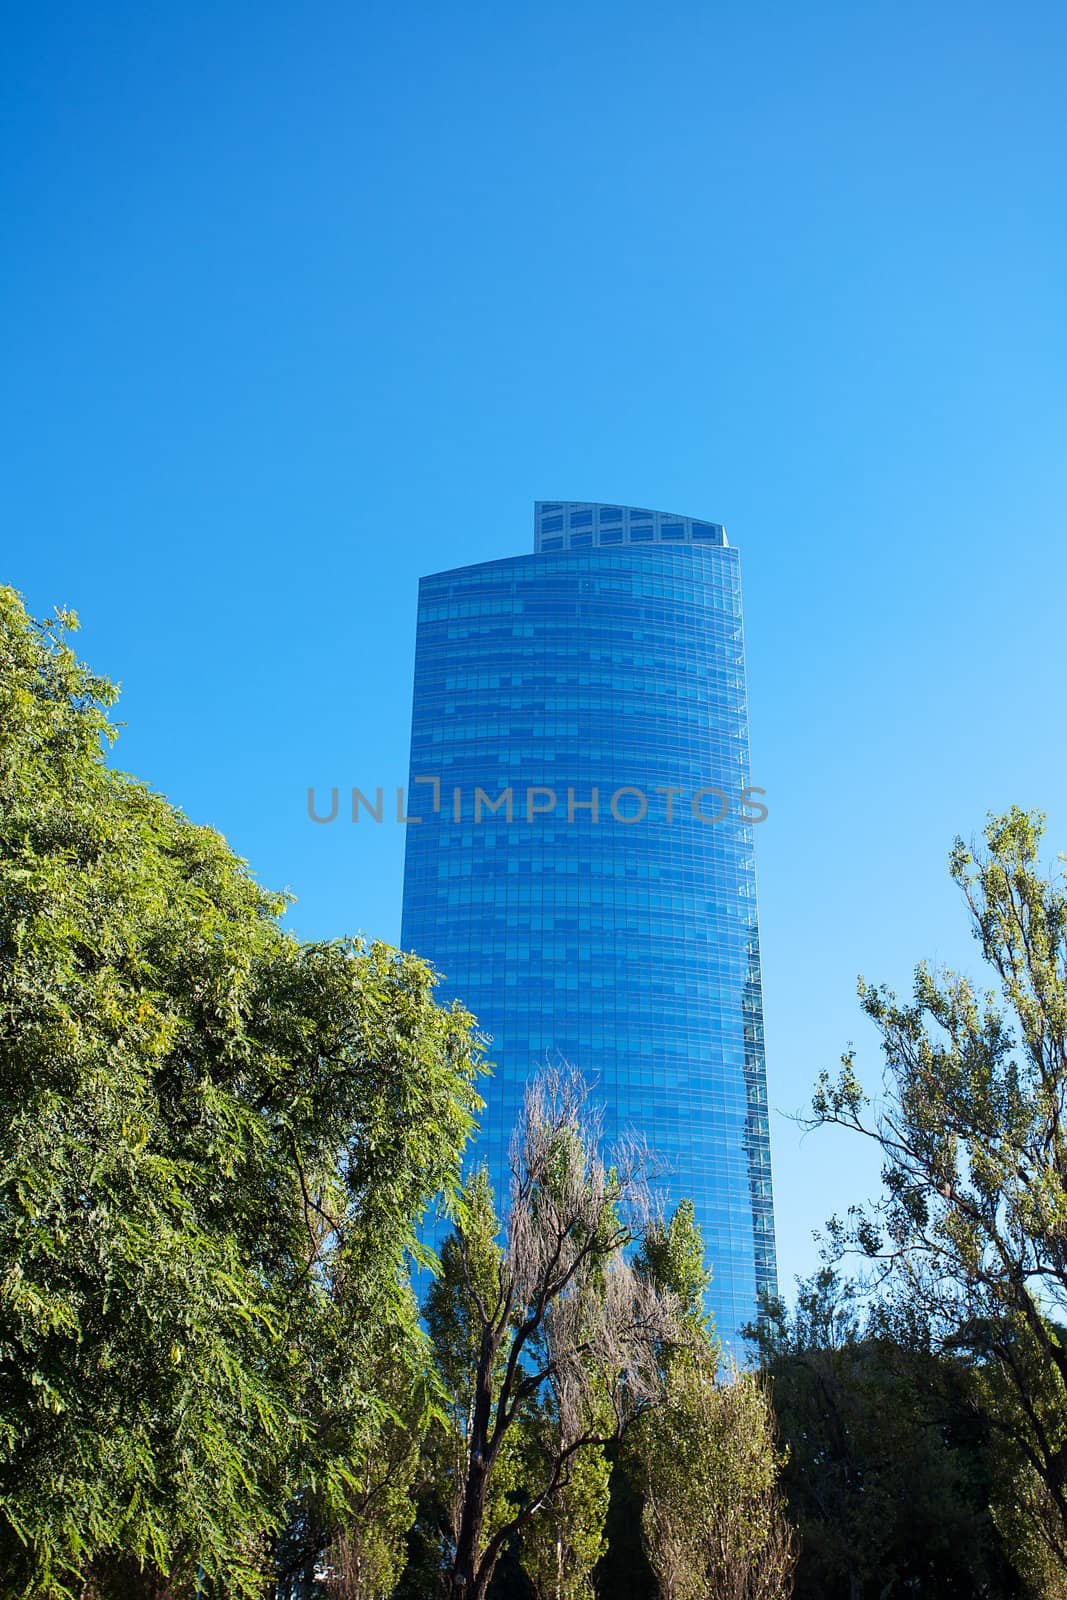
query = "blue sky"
xmin=4 ymin=0 xmax=1066 ymax=1296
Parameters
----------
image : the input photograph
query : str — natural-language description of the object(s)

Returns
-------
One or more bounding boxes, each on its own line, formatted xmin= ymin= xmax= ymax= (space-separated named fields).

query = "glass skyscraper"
xmin=400 ymin=502 xmax=776 ymax=1348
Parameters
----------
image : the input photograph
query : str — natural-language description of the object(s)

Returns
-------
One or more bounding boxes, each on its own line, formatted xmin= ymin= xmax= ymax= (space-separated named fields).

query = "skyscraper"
xmin=400 ymin=502 xmax=776 ymax=1348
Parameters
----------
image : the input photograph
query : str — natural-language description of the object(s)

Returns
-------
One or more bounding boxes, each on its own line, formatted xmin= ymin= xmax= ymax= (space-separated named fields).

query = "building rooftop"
xmin=534 ymin=500 xmax=728 ymax=554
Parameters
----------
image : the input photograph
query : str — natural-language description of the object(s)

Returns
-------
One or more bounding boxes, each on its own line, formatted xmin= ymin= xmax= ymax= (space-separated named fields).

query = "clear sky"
xmin=4 ymin=0 xmax=1066 ymax=1297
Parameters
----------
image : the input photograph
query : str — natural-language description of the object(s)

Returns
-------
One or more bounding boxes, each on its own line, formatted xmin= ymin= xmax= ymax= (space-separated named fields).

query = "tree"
xmin=589 ymin=1201 xmax=714 ymax=1600
xmin=636 ymin=1361 xmax=795 ymax=1600
xmin=629 ymin=1204 xmax=794 ymax=1600
xmin=810 ymin=807 xmax=1067 ymax=1575
xmin=274 ymin=1284 xmax=436 ymax=1600
xmin=0 ymin=589 xmax=483 ymax=1598
xmin=514 ymin=1423 xmax=610 ymax=1600
xmin=632 ymin=1200 xmax=715 ymax=1344
xmin=423 ymin=1170 xmax=527 ymax=1595
xmin=588 ymin=1444 xmax=653 ymax=1600
xmin=954 ymin=1311 xmax=1067 ymax=1600
xmin=749 ymin=1272 xmax=1020 ymax=1600
xmin=425 ymin=1070 xmax=684 ymax=1600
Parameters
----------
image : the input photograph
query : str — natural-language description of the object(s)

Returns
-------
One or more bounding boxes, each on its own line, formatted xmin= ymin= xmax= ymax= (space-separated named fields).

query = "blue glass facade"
xmin=400 ymin=503 xmax=776 ymax=1349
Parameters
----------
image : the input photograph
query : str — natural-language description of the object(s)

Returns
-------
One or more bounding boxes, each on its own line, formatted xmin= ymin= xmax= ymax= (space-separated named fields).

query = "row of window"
xmin=541 ymin=524 xmax=725 ymax=550
xmin=535 ymin=504 xmax=725 ymax=537
xmin=421 ymin=546 xmax=738 ymax=591
xmin=420 ymin=566 xmax=738 ymax=596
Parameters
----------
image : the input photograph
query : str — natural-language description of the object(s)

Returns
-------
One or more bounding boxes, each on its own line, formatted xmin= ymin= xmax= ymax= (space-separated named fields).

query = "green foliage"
xmin=631 ymin=1360 xmax=794 ymax=1600
xmin=426 ymin=1169 xmax=508 ymax=1426
xmin=955 ymin=1312 xmax=1067 ymax=1599
xmin=632 ymin=1210 xmax=794 ymax=1599
xmin=752 ymin=1272 xmax=1020 ymax=1600
xmin=279 ymin=1283 xmax=439 ymax=1600
xmin=597 ymin=1202 xmax=720 ymax=1600
xmin=423 ymin=1168 xmax=524 ymax=1578
xmin=0 ymin=588 xmax=483 ymax=1598
xmin=608 ymin=1203 xmax=791 ymax=1600
xmin=416 ymin=1073 xmax=685 ymax=1600
xmin=515 ymin=1433 xmax=610 ymax=1600
xmin=810 ymin=807 xmax=1067 ymax=1574
xmin=589 ymin=1445 xmax=655 ymax=1600
xmin=633 ymin=1200 xmax=714 ymax=1345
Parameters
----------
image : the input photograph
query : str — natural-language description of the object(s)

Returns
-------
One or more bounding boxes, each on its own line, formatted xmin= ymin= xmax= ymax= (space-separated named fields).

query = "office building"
xmin=400 ymin=502 xmax=776 ymax=1347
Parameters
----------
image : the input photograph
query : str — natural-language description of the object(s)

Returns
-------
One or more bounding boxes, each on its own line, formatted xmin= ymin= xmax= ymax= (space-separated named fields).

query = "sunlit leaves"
xmin=0 ymin=587 xmax=483 ymax=1598
xmin=809 ymin=806 xmax=1067 ymax=1574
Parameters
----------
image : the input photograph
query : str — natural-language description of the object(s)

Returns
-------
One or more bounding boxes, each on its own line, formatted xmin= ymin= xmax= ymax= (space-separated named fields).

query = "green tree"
xmin=423 ymin=1169 xmax=526 ymax=1590
xmin=640 ymin=1362 xmax=794 ymax=1600
xmin=628 ymin=1205 xmax=794 ymax=1600
xmin=810 ymin=807 xmax=1067 ymax=1576
xmin=0 ymin=589 xmax=482 ymax=1598
xmin=425 ymin=1071 xmax=685 ymax=1600
xmin=590 ymin=1444 xmax=654 ymax=1600
xmin=953 ymin=1311 xmax=1067 ymax=1600
xmin=275 ymin=1283 xmax=437 ymax=1600
xmin=592 ymin=1201 xmax=715 ymax=1600
xmin=633 ymin=1199 xmax=716 ymax=1346
xmin=514 ymin=1427 xmax=610 ymax=1600
xmin=750 ymin=1272 xmax=1020 ymax=1600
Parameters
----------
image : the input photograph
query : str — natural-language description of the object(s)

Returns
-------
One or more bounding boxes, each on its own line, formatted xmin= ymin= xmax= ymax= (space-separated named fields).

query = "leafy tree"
xmin=636 ymin=1361 xmax=795 ymax=1600
xmin=275 ymin=1285 xmax=436 ymax=1600
xmin=953 ymin=1312 xmax=1067 ymax=1600
xmin=423 ymin=1169 xmax=527 ymax=1591
xmin=750 ymin=1271 xmax=1019 ymax=1600
xmin=628 ymin=1204 xmax=794 ymax=1600
xmin=0 ymin=589 xmax=482 ymax=1598
xmin=590 ymin=1201 xmax=714 ymax=1600
xmin=514 ymin=1419 xmax=610 ymax=1600
xmin=632 ymin=1199 xmax=716 ymax=1346
xmin=589 ymin=1443 xmax=653 ymax=1600
xmin=425 ymin=1071 xmax=685 ymax=1600
xmin=810 ymin=806 xmax=1067 ymax=1574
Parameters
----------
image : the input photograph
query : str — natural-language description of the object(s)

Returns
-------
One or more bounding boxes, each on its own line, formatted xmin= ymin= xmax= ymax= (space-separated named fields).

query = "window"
xmin=661 ymin=523 xmax=685 ymax=540
xmin=569 ymin=510 xmax=593 ymax=528
xmin=541 ymin=536 xmax=564 ymax=550
xmin=541 ymin=514 xmax=563 ymax=533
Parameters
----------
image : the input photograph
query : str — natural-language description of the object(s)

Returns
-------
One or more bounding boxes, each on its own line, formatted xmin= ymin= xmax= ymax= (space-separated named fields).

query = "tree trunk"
xmin=450 ymin=1441 xmax=495 ymax=1600
xmin=449 ymin=1329 xmax=500 ymax=1600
